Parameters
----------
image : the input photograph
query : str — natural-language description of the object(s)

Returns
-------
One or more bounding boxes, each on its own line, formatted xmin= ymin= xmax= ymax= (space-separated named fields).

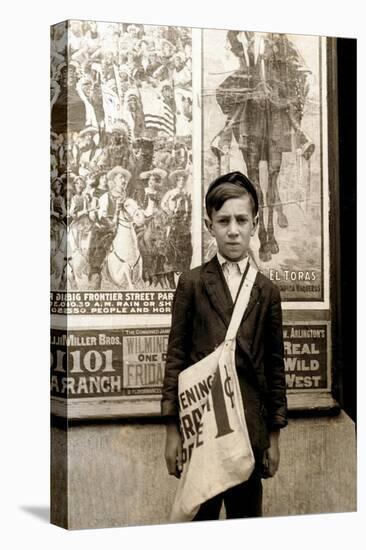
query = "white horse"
xmin=104 ymin=197 xmax=146 ymax=288
xmin=67 ymin=213 xmax=103 ymax=290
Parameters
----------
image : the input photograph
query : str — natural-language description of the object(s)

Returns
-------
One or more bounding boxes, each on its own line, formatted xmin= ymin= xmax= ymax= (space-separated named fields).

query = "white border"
xmin=283 ymin=36 xmax=330 ymax=310
xmin=321 ymin=35 xmax=330 ymax=310
xmin=191 ymin=27 xmax=203 ymax=268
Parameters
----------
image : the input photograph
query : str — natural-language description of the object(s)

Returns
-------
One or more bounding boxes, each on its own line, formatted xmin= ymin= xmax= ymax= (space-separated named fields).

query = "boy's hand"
xmin=165 ymin=422 xmax=183 ymax=478
xmin=262 ymin=430 xmax=280 ymax=478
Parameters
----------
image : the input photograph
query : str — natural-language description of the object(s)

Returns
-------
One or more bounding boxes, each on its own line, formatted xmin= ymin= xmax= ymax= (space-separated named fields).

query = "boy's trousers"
xmin=192 ymin=459 xmax=263 ymax=521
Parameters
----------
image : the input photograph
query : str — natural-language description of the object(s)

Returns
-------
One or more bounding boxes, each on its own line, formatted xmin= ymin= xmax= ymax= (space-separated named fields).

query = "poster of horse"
xmin=202 ymin=30 xmax=326 ymax=303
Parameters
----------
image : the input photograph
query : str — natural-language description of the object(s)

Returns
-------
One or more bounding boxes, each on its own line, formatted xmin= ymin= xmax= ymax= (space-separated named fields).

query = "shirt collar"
xmin=216 ymin=252 xmax=249 ymax=274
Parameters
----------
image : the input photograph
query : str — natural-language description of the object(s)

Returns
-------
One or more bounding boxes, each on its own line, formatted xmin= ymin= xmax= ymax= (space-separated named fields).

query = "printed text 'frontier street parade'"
xmin=51 ymin=291 xmax=174 ymax=314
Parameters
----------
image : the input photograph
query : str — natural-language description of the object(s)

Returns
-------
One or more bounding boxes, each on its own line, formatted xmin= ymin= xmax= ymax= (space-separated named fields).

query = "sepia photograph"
xmin=49 ymin=17 xmax=356 ymax=530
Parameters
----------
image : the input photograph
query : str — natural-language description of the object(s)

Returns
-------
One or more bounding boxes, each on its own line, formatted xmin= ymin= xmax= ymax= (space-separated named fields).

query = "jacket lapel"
xmin=236 ymin=278 xmax=261 ymax=361
xmin=241 ymin=278 xmax=261 ymax=323
xmin=202 ymin=256 xmax=233 ymax=328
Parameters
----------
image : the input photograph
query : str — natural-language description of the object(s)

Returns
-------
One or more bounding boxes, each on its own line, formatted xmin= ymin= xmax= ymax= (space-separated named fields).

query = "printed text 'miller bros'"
xmin=51 ymin=333 xmax=121 ymax=346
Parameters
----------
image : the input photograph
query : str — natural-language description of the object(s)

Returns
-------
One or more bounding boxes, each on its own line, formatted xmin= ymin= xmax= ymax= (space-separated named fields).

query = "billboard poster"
xmin=51 ymin=328 xmax=125 ymax=398
xmin=50 ymin=21 xmax=194 ymax=315
xmin=51 ymin=326 xmax=169 ymax=400
xmin=51 ymin=322 xmax=330 ymax=417
xmin=50 ymin=22 xmax=333 ymax=416
xmin=202 ymin=30 xmax=328 ymax=304
xmin=51 ymin=26 xmax=329 ymax=313
xmin=283 ymin=322 xmax=330 ymax=392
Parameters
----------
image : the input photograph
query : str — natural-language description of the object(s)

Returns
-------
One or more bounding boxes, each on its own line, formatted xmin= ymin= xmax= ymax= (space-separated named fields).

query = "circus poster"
xmin=50 ymin=21 xmax=334 ymax=416
xmin=202 ymin=30 xmax=329 ymax=305
xmin=50 ymin=21 xmax=194 ymax=315
xmin=50 ymin=326 xmax=169 ymax=416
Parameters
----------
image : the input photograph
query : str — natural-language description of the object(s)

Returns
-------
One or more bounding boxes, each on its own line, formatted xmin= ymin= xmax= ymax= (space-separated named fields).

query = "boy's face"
xmin=206 ymin=195 xmax=257 ymax=262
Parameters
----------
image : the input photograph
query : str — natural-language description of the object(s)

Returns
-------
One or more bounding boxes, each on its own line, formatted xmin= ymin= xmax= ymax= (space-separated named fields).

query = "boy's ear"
xmin=204 ymin=217 xmax=213 ymax=234
xmin=251 ymin=214 xmax=259 ymax=236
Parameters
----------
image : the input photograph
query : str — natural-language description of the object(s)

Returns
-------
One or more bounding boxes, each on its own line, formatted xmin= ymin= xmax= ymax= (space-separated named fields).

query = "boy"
xmin=161 ymin=171 xmax=287 ymax=520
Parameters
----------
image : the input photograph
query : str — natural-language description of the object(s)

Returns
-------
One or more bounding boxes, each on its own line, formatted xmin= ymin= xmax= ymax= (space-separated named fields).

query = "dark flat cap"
xmin=206 ymin=171 xmax=259 ymax=215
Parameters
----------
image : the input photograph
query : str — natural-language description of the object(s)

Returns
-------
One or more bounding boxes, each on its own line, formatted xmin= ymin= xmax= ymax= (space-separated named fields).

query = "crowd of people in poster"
xmin=50 ymin=21 xmax=193 ymax=291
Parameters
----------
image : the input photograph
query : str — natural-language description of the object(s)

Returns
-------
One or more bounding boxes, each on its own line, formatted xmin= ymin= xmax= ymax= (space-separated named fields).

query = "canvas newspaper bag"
xmin=170 ymin=263 xmax=258 ymax=522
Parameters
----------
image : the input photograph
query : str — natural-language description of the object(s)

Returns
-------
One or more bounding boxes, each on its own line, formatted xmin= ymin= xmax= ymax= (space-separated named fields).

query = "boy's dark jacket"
xmin=161 ymin=255 xmax=287 ymax=454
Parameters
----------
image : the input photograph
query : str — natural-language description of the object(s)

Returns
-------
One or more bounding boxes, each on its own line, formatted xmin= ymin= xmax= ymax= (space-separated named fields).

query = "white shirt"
xmin=217 ymin=252 xmax=249 ymax=301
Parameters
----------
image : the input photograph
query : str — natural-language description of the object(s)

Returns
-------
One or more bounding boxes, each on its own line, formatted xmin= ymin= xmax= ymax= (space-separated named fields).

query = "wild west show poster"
xmin=50 ymin=22 xmax=330 ymax=415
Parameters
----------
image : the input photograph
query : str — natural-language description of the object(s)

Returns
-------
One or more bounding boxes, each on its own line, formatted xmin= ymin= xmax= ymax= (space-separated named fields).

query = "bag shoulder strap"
xmin=225 ymin=262 xmax=257 ymax=341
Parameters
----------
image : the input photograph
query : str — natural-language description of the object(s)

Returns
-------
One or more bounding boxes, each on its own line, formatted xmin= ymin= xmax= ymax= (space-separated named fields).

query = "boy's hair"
xmin=205 ymin=171 xmax=258 ymax=219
